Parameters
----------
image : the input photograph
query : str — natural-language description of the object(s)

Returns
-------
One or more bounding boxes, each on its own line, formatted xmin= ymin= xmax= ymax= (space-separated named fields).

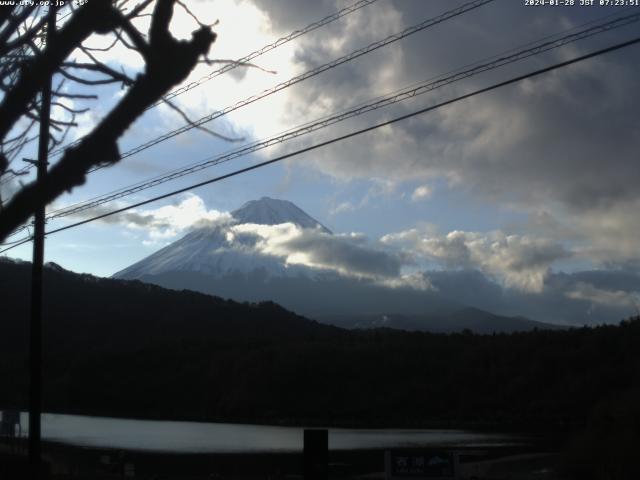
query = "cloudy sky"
xmin=2 ymin=0 xmax=640 ymax=322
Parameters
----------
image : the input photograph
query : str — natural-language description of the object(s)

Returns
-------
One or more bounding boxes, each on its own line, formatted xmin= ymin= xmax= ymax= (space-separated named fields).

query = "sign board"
xmin=385 ymin=450 xmax=458 ymax=480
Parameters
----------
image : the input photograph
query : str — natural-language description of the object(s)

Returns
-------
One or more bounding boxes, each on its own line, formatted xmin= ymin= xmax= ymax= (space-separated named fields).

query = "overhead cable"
xmin=99 ymin=0 xmax=496 ymax=163
xmin=2 ymin=0 xmax=381 ymax=181
xmin=3 ymin=35 xmax=639 ymax=254
xmin=33 ymin=36 xmax=640 ymax=242
xmin=45 ymin=11 xmax=640 ymax=221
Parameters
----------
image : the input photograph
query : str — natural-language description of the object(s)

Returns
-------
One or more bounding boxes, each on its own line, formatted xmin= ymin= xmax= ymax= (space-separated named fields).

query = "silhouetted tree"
xmin=0 ymin=0 xmax=218 ymax=241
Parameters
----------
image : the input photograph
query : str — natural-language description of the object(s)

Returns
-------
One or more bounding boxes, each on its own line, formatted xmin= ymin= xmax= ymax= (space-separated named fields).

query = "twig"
xmin=161 ymin=96 xmax=244 ymax=143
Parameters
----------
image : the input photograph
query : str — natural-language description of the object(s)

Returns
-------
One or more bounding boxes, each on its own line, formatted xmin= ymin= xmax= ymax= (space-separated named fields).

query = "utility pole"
xmin=28 ymin=6 xmax=55 ymax=479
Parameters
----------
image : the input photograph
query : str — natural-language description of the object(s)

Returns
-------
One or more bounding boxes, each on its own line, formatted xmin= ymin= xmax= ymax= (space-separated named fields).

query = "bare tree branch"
xmin=0 ymin=14 xmax=48 ymax=57
xmin=81 ymin=35 xmax=119 ymax=52
xmin=113 ymin=11 xmax=151 ymax=59
xmin=52 ymin=92 xmax=99 ymax=100
xmin=0 ymin=5 xmax=37 ymax=51
xmin=176 ymin=0 xmax=217 ymax=29
xmin=126 ymin=0 xmax=155 ymax=19
xmin=0 ymin=5 xmax=16 ymax=29
xmin=161 ymin=97 xmax=244 ymax=142
xmin=73 ymin=47 xmax=135 ymax=85
xmin=51 ymin=102 xmax=90 ymax=115
xmin=58 ymin=68 xmax=125 ymax=86
xmin=0 ymin=0 xmax=217 ymax=241
xmin=0 ymin=0 xmax=121 ymax=142
xmin=200 ymin=57 xmax=277 ymax=75
xmin=49 ymin=114 xmax=76 ymax=151
xmin=149 ymin=0 xmax=173 ymax=45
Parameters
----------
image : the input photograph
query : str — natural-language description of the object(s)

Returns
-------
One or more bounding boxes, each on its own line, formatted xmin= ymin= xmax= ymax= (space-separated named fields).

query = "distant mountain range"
xmin=322 ymin=308 xmax=561 ymax=334
xmin=112 ymin=197 xmax=558 ymax=333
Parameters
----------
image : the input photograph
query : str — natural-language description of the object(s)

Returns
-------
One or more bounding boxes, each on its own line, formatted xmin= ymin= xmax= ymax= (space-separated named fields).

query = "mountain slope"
xmin=231 ymin=197 xmax=331 ymax=232
xmin=113 ymin=197 xmax=329 ymax=280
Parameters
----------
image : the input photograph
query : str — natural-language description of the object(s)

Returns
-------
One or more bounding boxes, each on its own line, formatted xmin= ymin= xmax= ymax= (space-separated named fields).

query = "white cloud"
xmin=230 ymin=222 xmax=409 ymax=281
xmin=162 ymin=0 xmax=301 ymax=141
xmin=329 ymin=201 xmax=356 ymax=216
xmin=379 ymin=272 xmax=434 ymax=291
xmin=59 ymin=0 xmax=300 ymax=146
xmin=382 ymin=227 xmax=571 ymax=293
xmin=411 ymin=185 xmax=432 ymax=202
xmin=136 ymin=194 xmax=230 ymax=238
xmin=76 ymin=193 xmax=419 ymax=285
xmin=62 ymin=193 xmax=231 ymax=244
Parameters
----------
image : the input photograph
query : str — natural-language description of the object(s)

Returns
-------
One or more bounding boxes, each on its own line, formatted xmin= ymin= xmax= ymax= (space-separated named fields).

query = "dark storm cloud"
xmin=250 ymin=0 xmax=333 ymax=32
xmin=248 ymin=0 xmax=640 ymax=267
xmin=283 ymin=229 xmax=404 ymax=277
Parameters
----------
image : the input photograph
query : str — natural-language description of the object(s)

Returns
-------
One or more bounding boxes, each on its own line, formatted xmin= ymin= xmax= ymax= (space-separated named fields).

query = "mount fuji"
xmin=114 ymin=197 xmax=449 ymax=315
xmin=230 ymin=196 xmax=331 ymax=233
xmin=113 ymin=197 xmax=556 ymax=332
xmin=114 ymin=197 xmax=331 ymax=281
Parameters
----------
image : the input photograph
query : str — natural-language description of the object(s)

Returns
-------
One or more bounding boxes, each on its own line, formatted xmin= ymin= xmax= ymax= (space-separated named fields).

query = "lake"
xmin=16 ymin=412 xmax=519 ymax=453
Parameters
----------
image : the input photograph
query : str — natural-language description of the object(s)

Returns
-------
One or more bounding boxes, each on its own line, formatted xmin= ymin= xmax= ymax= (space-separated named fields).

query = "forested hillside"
xmin=1 ymin=258 xmax=638 ymax=436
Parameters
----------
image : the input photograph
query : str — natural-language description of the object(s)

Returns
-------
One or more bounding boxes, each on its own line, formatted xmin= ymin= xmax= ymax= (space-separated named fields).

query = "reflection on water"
xmin=19 ymin=412 xmax=518 ymax=453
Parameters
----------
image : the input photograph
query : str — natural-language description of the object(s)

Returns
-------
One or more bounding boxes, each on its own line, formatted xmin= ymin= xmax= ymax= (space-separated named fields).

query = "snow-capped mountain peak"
xmin=113 ymin=197 xmax=331 ymax=281
xmin=231 ymin=197 xmax=331 ymax=234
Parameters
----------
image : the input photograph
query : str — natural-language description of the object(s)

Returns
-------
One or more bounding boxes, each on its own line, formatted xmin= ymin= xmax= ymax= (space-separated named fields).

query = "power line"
xmin=27 ymin=35 xmax=639 ymax=242
xmin=47 ymin=0 xmax=381 ymax=159
xmin=0 ymin=234 xmax=32 ymax=254
xmin=12 ymin=0 xmax=487 ymax=196
xmin=43 ymin=11 xmax=640 ymax=222
xmin=4 ymin=0 xmax=494 ymax=209
xmin=46 ymin=6 xmax=638 ymax=221
xmin=0 ymin=236 xmax=31 ymax=254
xmin=95 ymin=0 xmax=495 ymax=164
xmin=2 ymin=0 xmax=381 ymax=182
xmin=3 ymin=35 xmax=639 ymax=254
xmin=9 ymin=10 xmax=633 ymax=239
xmin=0 ymin=7 xmax=74 ymax=182
xmin=1 ymin=8 xmax=60 ymax=175
xmin=0 ymin=233 xmax=32 ymax=247
xmin=152 ymin=0 xmax=380 ymax=107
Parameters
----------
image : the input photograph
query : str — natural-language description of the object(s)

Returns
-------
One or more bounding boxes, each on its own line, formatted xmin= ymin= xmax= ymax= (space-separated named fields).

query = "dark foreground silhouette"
xmin=1 ymin=259 xmax=639 ymax=478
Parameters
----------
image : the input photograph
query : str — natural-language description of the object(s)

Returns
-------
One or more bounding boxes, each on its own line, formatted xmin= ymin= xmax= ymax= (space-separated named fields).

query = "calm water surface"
xmin=19 ymin=413 xmax=518 ymax=453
